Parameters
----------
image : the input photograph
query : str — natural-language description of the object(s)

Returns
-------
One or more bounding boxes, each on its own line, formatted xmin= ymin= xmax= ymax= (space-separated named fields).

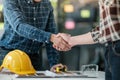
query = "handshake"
xmin=50 ymin=33 xmax=73 ymax=51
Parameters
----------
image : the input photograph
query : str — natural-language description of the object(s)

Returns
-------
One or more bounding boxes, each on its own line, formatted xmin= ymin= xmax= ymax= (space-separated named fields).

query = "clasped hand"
xmin=50 ymin=33 xmax=72 ymax=51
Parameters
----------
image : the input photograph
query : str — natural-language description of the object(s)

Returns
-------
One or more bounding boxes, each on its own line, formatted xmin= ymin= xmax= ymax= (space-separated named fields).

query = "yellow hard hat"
xmin=0 ymin=49 xmax=36 ymax=75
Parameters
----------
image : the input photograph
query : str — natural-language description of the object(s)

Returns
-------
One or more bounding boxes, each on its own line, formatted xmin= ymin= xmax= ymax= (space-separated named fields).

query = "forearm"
xmin=69 ymin=32 xmax=97 ymax=46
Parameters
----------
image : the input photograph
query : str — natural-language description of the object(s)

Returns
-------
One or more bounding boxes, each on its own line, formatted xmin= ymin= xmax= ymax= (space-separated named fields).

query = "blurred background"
xmin=0 ymin=0 xmax=106 ymax=71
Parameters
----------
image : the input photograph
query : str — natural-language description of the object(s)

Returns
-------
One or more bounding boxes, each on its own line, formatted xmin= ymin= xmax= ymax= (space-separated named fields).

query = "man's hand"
xmin=50 ymin=63 xmax=67 ymax=73
xmin=56 ymin=33 xmax=71 ymax=42
xmin=50 ymin=33 xmax=71 ymax=51
xmin=57 ymin=33 xmax=75 ymax=47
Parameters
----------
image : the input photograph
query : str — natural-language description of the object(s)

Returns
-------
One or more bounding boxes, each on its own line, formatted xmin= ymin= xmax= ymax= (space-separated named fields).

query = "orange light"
xmin=64 ymin=4 xmax=74 ymax=13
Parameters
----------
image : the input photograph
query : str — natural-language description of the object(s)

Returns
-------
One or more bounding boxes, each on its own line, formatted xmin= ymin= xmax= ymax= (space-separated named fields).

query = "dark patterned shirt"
xmin=0 ymin=0 xmax=59 ymax=67
xmin=91 ymin=0 xmax=120 ymax=43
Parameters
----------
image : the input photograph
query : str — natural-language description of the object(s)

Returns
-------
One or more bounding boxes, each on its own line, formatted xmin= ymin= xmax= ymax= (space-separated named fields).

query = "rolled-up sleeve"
xmin=91 ymin=0 xmax=120 ymax=44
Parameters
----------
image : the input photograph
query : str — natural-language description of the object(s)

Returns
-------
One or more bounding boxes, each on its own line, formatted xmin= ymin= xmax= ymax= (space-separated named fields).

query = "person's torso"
xmin=0 ymin=0 xmax=53 ymax=54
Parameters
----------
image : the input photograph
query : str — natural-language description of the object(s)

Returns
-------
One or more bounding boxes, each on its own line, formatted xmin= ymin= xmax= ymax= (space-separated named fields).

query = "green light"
xmin=0 ymin=22 xmax=4 ymax=30
xmin=0 ymin=5 xmax=3 ymax=11
xmin=80 ymin=10 xmax=90 ymax=18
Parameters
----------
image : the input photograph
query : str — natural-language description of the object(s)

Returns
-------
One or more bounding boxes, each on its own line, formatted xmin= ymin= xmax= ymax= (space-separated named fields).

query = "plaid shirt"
xmin=91 ymin=0 xmax=120 ymax=43
xmin=0 ymin=0 xmax=59 ymax=67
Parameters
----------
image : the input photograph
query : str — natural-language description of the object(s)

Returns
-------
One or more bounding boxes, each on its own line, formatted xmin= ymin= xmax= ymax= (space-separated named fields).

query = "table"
xmin=0 ymin=71 xmax=105 ymax=80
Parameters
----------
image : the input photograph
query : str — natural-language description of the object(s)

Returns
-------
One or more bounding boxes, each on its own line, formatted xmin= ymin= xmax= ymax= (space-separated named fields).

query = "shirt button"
xmin=45 ymin=40 xmax=48 ymax=43
xmin=33 ymin=18 xmax=36 ymax=21
xmin=33 ymin=7 xmax=35 ymax=10
xmin=29 ymin=50 xmax=31 ymax=53
xmin=28 ymin=1 xmax=30 ymax=3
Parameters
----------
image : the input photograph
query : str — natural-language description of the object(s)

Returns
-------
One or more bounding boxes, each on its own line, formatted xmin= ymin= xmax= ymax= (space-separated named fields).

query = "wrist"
xmin=69 ymin=37 xmax=76 ymax=47
xmin=50 ymin=34 xmax=56 ymax=43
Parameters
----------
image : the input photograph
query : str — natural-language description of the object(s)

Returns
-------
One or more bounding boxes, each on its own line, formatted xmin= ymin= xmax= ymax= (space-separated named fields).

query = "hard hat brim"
xmin=14 ymin=70 xmax=36 ymax=75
